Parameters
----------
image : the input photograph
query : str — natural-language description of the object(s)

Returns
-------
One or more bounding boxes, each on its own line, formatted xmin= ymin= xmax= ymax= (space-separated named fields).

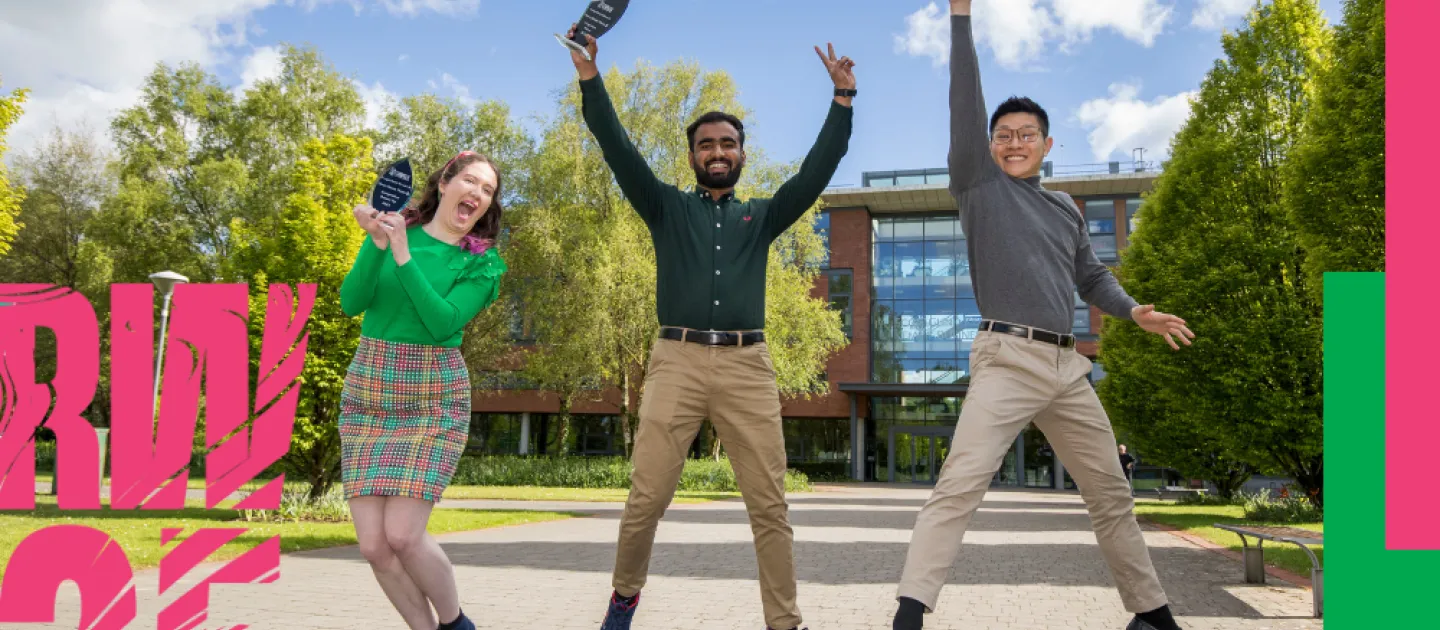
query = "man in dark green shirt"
xmin=564 ymin=26 xmax=854 ymax=630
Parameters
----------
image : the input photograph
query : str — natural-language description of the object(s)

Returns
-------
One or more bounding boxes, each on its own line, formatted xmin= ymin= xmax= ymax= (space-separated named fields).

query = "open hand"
xmin=1131 ymin=305 xmax=1195 ymax=351
xmin=353 ymin=204 xmax=388 ymax=249
xmin=814 ymin=43 xmax=856 ymax=90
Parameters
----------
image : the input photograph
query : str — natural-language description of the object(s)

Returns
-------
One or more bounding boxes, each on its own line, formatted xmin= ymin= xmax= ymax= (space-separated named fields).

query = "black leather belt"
xmin=980 ymin=320 xmax=1076 ymax=348
xmin=659 ymin=326 xmax=765 ymax=347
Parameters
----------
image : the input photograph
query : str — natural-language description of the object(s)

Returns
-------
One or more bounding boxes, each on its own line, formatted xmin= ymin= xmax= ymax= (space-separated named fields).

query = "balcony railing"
xmin=855 ymin=160 xmax=1163 ymax=188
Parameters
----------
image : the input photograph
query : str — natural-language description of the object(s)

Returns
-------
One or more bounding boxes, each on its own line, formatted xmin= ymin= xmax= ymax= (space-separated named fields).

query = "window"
xmin=1084 ymin=199 xmax=1118 ymax=262
xmin=1073 ymin=291 xmax=1090 ymax=333
xmin=813 ymin=211 xmax=830 ymax=268
xmin=1125 ymin=198 xmax=1142 ymax=237
xmin=827 ymin=269 xmax=854 ymax=339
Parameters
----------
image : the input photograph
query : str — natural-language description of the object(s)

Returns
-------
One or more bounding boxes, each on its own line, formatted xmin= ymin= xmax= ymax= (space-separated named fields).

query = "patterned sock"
xmin=1137 ymin=605 xmax=1181 ymax=630
xmin=893 ymin=597 xmax=925 ymax=630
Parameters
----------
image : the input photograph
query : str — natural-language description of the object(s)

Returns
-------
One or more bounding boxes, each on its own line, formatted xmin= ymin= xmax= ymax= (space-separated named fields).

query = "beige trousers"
xmin=613 ymin=337 xmax=801 ymax=629
xmin=897 ymin=329 xmax=1169 ymax=614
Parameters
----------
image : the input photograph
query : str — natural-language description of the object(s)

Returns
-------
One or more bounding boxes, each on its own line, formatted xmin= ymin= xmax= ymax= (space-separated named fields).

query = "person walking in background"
xmin=338 ymin=151 xmax=509 ymax=630
xmin=1120 ymin=444 xmax=1136 ymax=490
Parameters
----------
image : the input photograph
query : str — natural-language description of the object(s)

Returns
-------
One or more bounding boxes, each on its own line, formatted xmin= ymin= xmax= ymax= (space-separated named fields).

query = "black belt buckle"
xmin=696 ymin=331 xmax=729 ymax=346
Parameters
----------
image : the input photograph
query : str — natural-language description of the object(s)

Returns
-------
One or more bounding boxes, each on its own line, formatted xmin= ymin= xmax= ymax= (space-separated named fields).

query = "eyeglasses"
xmin=991 ymin=129 xmax=1043 ymax=145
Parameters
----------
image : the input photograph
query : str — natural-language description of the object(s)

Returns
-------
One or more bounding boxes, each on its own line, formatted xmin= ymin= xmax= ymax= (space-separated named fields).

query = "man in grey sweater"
xmin=892 ymin=2 xmax=1194 ymax=630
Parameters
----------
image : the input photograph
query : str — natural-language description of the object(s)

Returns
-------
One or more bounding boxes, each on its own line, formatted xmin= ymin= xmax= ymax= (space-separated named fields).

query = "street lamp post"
xmin=147 ymin=271 xmax=189 ymax=421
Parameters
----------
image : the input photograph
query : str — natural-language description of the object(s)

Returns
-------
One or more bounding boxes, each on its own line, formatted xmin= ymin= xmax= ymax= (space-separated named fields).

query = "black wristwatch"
xmin=834 ymin=88 xmax=857 ymax=98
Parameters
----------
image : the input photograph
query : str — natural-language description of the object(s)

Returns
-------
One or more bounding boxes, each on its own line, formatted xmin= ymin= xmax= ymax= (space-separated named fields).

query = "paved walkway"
xmin=26 ymin=485 xmax=1319 ymax=629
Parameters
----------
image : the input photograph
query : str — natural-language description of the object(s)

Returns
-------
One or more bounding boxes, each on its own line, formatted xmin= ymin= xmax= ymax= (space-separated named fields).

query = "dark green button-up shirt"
xmin=580 ymin=76 xmax=852 ymax=331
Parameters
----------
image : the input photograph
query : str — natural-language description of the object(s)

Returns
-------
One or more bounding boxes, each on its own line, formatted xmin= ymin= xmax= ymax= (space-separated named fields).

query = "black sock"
xmin=437 ymin=609 xmax=465 ymax=630
xmin=1137 ymin=605 xmax=1181 ymax=630
xmin=613 ymin=591 xmax=639 ymax=606
xmin=893 ymin=597 xmax=925 ymax=630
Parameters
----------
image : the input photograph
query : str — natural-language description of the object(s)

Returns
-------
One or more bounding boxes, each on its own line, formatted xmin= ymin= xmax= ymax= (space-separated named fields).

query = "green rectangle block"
xmin=1325 ymin=272 xmax=1438 ymax=626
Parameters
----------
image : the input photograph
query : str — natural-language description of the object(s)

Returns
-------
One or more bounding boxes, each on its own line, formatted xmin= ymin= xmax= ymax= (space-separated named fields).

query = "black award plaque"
xmin=370 ymin=158 xmax=413 ymax=213
xmin=555 ymin=0 xmax=630 ymax=62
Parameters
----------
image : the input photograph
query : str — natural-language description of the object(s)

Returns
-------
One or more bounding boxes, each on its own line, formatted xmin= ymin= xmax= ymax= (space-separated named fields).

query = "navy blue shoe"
xmin=600 ymin=591 xmax=639 ymax=630
xmin=437 ymin=610 xmax=475 ymax=630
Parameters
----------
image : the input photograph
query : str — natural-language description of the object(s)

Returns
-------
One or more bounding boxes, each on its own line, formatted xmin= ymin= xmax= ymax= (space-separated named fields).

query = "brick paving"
xmin=17 ymin=484 xmax=1320 ymax=629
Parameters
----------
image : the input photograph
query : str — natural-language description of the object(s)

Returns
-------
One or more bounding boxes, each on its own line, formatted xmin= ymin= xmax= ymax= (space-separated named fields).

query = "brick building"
xmin=469 ymin=161 xmax=1176 ymax=488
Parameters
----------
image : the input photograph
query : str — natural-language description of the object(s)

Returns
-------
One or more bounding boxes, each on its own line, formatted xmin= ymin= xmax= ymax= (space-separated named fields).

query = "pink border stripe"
xmin=1387 ymin=0 xmax=1435 ymax=550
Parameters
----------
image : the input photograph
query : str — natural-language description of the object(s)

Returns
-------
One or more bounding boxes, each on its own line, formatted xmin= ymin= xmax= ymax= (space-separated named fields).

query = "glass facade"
xmin=872 ymin=215 xmax=979 ymax=385
xmin=468 ymin=413 xmax=626 ymax=456
xmin=1084 ymin=199 xmax=1118 ymax=262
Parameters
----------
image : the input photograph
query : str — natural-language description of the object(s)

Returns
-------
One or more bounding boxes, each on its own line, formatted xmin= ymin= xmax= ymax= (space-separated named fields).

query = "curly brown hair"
xmin=402 ymin=151 xmax=503 ymax=247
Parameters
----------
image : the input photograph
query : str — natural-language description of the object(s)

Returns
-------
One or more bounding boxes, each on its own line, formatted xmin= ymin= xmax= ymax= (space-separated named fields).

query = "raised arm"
xmin=339 ymin=206 xmax=391 ymax=316
xmin=949 ymin=0 xmax=1003 ymax=195
xmin=765 ymin=43 xmax=856 ymax=238
xmin=568 ymin=28 xmax=668 ymax=228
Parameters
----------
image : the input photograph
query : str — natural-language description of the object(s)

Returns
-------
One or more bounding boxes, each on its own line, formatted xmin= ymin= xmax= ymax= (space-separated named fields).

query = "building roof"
xmin=821 ymin=171 xmax=1160 ymax=214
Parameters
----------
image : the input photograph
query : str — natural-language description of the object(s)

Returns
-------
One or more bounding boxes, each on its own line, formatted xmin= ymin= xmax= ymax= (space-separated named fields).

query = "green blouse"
xmin=339 ymin=225 xmax=507 ymax=348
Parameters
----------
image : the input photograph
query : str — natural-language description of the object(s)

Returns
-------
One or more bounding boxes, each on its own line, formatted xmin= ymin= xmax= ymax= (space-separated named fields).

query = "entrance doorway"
xmin=887 ymin=425 xmax=953 ymax=484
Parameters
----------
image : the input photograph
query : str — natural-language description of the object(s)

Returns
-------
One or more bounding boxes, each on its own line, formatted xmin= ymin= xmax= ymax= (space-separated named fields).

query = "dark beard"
xmin=693 ymin=159 xmax=743 ymax=190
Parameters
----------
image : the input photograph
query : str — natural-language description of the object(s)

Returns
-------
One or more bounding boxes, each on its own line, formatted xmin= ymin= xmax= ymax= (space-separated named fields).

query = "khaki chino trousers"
xmin=897 ymin=329 xmax=1169 ymax=614
xmin=613 ymin=337 xmax=801 ymax=629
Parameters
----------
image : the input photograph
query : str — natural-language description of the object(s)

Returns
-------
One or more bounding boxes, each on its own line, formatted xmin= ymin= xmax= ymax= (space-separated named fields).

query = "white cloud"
xmin=1191 ymin=0 xmax=1252 ymax=29
xmin=398 ymin=53 xmax=410 ymax=62
xmin=238 ymin=45 xmax=285 ymax=93
xmin=0 ymin=0 xmax=480 ymax=160
xmin=1051 ymin=0 xmax=1171 ymax=49
xmin=439 ymin=72 xmax=474 ymax=106
xmin=893 ymin=3 xmax=952 ymax=67
xmin=894 ymin=0 xmax=1174 ymax=69
xmin=1073 ymin=82 xmax=1196 ymax=161
xmin=353 ymin=79 xmax=395 ymax=130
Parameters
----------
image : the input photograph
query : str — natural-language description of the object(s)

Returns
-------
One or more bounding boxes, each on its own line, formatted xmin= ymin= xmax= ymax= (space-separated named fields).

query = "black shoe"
xmin=1126 ymin=618 xmax=1159 ymax=630
xmin=437 ymin=611 xmax=475 ymax=630
xmin=600 ymin=591 xmax=639 ymax=630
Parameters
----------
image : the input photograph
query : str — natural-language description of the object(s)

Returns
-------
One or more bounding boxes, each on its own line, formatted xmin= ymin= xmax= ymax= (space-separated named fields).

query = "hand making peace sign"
xmin=814 ymin=43 xmax=856 ymax=91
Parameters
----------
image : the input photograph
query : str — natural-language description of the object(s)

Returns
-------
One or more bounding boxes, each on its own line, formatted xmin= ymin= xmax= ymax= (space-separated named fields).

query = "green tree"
xmin=0 ymin=83 xmax=29 ymax=257
xmin=1284 ymin=0 xmax=1385 ymax=300
xmin=0 ymin=127 xmax=118 ymax=427
xmin=101 ymin=63 xmax=240 ymax=283
xmin=1098 ymin=0 xmax=1330 ymax=506
xmin=511 ymin=60 xmax=844 ymax=456
xmin=231 ymin=133 xmax=374 ymax=501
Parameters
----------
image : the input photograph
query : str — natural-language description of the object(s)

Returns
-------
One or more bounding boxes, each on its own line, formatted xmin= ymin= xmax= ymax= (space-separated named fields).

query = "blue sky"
xmin=3 ymin=0 xmax=1344 ymax=188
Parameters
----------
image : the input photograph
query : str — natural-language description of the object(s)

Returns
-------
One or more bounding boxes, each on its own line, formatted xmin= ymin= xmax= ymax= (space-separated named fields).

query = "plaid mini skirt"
xmin=338 ymin=336 xmax=471 ymax=502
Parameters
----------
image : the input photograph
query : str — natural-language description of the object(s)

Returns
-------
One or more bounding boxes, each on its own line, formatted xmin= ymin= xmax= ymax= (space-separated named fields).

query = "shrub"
xmin=1241 ymin=489 xmax=1323 ymax=524
xmin=450 ymin=455 xmax=812 ymax=492
xmin=1177 ymin=492 xmax=1240 ymax=507
xmin=240 ymin=483 xmax=352 ymax=523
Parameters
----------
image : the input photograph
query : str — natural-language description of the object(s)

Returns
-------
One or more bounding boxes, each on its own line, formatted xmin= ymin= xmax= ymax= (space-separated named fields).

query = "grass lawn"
xmin=0 ymin=496 xmax=570 ymax=580
xmin=441 ymin=486 xmax=740 ymax=503
xmin=1134 ymin=502 xmax=1323 ymax=578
